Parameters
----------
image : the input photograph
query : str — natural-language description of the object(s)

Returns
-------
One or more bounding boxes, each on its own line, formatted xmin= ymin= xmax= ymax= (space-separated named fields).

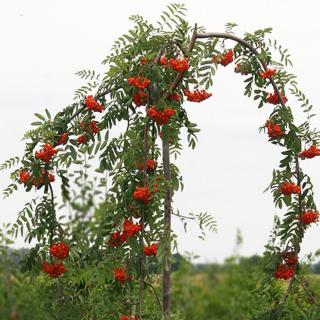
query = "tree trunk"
xmin=162 ymin=138 xmax=171 ymax=319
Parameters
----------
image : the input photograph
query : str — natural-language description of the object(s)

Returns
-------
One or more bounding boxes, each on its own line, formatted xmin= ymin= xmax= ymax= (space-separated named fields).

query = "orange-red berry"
xmin=144 ymin=243 xmax=158 ymax=256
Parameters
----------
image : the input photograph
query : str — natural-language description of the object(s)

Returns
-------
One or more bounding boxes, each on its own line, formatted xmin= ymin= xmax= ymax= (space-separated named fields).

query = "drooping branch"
xmin=168 ymin=24 xmax=198 ymax=93
xmin=160 ymin=28 xmax=304 ymax=318
xmin=195 ymin=31 xmax=318 ymax=315
xmin=274 ymin=156 xmax=305 ymax=314
xmin=195 ymin=32 xmax=287 ymax=108
xmin=65 ymin=85 xmax=119 ymax=126
xmin=295 ymin=276 xmax=320 ymax=307
xmin=48 ymin=183 xmax=64 ymax=243
xmin=144 ymin=281 xmax=168 ymax=320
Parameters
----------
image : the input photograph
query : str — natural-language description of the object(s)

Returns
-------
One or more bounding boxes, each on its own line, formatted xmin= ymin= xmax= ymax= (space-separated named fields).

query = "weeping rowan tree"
xmin=2 ymin=3 xmax=320 ymax=319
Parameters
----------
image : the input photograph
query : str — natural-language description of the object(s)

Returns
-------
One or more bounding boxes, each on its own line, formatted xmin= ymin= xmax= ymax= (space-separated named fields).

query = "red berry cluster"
xmin=183 ymin=89 xmax=212 ymax=103
xmin=42 ymin=241 xmax=69 ymax=278
xmin=266 ymin=91 xmax=288 ymax=105
xmin=32 ymin=169 xmax=55 ymax=188
xmin=275 ymin=251 xmax=297 ymax=280
xmin=274 ymin=264 xmax=294 ymax=280
xmin=108 ymin=231 xmax=128 ymax=247
xmin=212 ymin=50 xmax=233 ymax=66
xmin=77 ymin=121 xmax=100 ymax=144
xmin=123 ymin=219 xmax=141 ymax=237
xmin=168 ymin=58 xmax=189 ymax=73
xmin=274 ymin=263 xmax=294 ymax=280
xmin=42 ymin=261 xmax=67 ymax=278
xmin=301 ymin=211 xmax=319 ymax=225
xmin=146 ymin=106 xmax=176 ymax=125
xmin=143 ymin=243 xmax=158 ymax=256
xmin=77 ymin=135 xmax=87 ymax=145
xmin=167 ymin=92 xmax=181 ymax=103
xmin=35 ymin=144 xmax=58 ymax=163
xmin=85 ymin=95 xmax=104 ymax=113
xmin=120 ymin=316 xmax=139 ymax=320
xmin=281 ymin=251 xmax=298 ymax=266
xmin=114 ymin=267 xmax=130 ymax=283
xmin=19 ymin=170 xmax=31 ymax=184
xmin=266 ymin=120 xmax=284 ymax=138
xmin=133 ymin=186 xmax=152 ymax=204
xmin=108 ymin=219 xmax=141 ymax=247
xmin=259 ymin=68 xmax=277 ymax=79
xmin=19 ymin=169 xmax=55 ymax=188
xmin=132 ymin=90 xmax=147 ymax=107
xmin=280 ymin=181 xmax=301 ymax=195
xmin=137 ymin=159 xmax=156 ymax=171
xmin=141 ymin=56 xmax=168 ymax=66
xmin=40 ymin=171 xmax=55 ymax=183
xmin=57 ymin=132 xmax=68 ymax=146
xmin=80 ymin=120 xmax=100 ymax=134
xmin=128 ymin=76 xmax=150 ymax=90
xmin=140 ymin=56 xmax=168 ymax=68
xmin=159 ymin=56 xmax=168 ymax=66
xmin=50 ymin=241 xmax=70 ymax=260
xmin=299 ymin=145 xmax=320 ymax=159
xmin=88 ymin=121 xmax=100 ymax=134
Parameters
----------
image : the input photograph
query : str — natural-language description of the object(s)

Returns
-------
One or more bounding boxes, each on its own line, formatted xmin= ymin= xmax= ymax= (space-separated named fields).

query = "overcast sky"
xmin=1 ymin=0 xmax=320 ymax=263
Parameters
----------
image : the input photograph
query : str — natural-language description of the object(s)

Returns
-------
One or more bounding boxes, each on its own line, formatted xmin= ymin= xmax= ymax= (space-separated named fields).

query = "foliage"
xmin=1 ymin=2 xmax=320 ymax=319
xmin=2 ymin=247 xmax=320 ymax=319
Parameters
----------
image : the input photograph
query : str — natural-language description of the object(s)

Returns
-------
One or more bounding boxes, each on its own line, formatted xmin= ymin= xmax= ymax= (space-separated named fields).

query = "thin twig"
xmin=295 ymin=276 xmax=320 ymax=307
xmin=65 ymin=85 xmax=121 ymax=126
xmin=144 ymin=281 xmax=168 ymax=320
xmin=48 ymin=182 xmax=64 ymax=241
xmin=172 ymin=212 xmax=195 ymax=220
xmin=166 ymin=24 xmax=198 ymax=95
xmin=48 ymin=183 xmax=55 ymax=247
xmin=172 ymin=40 xmax=188 ymax=57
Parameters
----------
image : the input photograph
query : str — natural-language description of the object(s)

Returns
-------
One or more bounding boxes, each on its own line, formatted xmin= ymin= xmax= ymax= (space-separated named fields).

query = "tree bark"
xmin=161 ymin=25 xmax=198 ymax=319
xmin=162 ymin=137 xmax=171 ymax=318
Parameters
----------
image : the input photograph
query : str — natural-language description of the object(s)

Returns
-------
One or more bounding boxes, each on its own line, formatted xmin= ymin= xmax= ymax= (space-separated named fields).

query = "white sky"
xmin=1 ymin=0 xmax=320 ymax=263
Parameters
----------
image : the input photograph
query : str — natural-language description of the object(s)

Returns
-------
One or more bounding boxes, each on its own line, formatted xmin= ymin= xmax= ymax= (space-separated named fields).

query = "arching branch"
xmin=195 ymin=31 xmax=287 ymax=107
